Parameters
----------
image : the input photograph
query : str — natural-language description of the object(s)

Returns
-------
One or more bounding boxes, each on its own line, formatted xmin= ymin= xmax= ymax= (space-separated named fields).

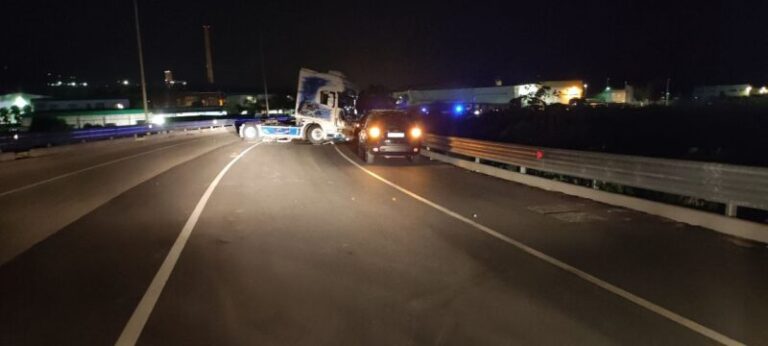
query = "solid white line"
xmin=333 ymin=146 xmax=744 ymax=346
xmin=0 ymin=139 xmax=200 ymax=198
xmin=115 ymin=142 xmax=262 ymax=346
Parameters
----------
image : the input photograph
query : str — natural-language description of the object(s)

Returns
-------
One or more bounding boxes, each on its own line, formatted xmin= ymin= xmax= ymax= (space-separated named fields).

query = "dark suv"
xmin=357 ymin=110 xmax=423 ymax=164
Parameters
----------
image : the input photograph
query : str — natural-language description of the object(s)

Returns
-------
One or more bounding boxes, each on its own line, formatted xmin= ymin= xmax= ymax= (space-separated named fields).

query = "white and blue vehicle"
xmin=239 ymin=68 xmax=358 ymax=144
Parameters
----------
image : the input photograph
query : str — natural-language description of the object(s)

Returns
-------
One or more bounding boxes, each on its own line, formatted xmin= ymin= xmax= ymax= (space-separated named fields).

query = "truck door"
xmin=320 ymin=90 xmax=340 ymax=123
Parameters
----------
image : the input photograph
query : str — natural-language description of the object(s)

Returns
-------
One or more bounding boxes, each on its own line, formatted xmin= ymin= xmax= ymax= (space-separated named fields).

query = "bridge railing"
xmin=423 ymin=134 xmax=768 ymax=220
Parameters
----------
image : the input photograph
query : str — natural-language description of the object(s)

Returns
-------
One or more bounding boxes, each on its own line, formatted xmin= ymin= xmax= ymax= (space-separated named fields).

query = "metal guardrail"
xmin=0 ymin=119 xmax=236 ymax=153
xmin=424 ymin=134 xmax=768 ymax=216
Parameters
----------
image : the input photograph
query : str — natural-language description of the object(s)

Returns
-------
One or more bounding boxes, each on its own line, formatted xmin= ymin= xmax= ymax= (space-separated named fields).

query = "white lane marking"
xmin=334 ymin=146 xmax=744 ymax=346
xmin=116 ymin=142 xmax=262 ymax=346
xmin=0 ymin=139 xmax=201 ymax=198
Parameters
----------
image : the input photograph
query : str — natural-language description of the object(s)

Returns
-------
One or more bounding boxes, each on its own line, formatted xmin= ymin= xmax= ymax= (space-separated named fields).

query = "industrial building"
xmin=0 ymin=93 xmax=47 ymax=111
xmin=32 ymin=98 xmax=130 ymax=112
xmin=693 ymin=84 xmax=754 ymax=99
xmin=393 ymin=80 xmax=584 ymax=109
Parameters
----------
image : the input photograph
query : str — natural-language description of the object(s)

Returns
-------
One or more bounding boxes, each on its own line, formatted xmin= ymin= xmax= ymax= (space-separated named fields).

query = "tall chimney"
xmin=203 ymin=25 xmax=215 ymax=84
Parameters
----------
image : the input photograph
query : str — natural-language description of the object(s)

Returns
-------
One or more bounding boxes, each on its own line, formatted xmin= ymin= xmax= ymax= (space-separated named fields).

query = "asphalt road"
xmin=1 ymin=133 xmax=766 ymax=345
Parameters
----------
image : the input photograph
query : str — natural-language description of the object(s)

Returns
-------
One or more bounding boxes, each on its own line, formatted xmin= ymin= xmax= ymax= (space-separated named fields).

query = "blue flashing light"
xmin=421 ymin=107 xmax=428 ymax=113
xmin=454 ymin=104 xmax=465 ymax=114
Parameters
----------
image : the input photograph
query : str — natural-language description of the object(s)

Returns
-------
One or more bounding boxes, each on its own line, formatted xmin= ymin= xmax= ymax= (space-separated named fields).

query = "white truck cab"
xmin=240 ymin=68 xmax=358 ymax=144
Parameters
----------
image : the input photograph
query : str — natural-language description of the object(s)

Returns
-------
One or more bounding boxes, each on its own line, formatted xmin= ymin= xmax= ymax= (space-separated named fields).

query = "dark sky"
xmin=2 ymin=0 xmax=767 ymax=93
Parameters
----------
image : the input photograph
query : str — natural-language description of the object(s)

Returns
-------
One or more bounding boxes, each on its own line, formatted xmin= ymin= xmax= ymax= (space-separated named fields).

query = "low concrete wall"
xmin=2 ymin=127 xmax=233 ymax=161
xmin=423 ymin=150 xmax=768 ymax=244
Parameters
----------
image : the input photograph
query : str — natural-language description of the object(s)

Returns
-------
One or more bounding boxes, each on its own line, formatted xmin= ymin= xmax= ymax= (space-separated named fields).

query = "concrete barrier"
xmin=1 ymin=127 xmax=234 ymax=162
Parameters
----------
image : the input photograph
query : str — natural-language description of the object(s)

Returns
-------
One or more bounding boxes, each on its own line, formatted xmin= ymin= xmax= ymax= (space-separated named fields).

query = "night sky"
xmin=2 ymin=0 xmax=766 ymax=93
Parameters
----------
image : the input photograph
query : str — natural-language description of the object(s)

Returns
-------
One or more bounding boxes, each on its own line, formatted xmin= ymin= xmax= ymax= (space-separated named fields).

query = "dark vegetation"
xmin=423 ymin=104 xmax=768 ymax=167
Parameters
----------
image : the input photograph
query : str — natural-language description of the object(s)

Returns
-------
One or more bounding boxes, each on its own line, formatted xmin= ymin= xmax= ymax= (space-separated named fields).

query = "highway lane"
xmin=0 ymin=128 xmax=238 ymax=265
xmin=340 ymin=144 xmax=768 ymax=344
xmin=0 ymin=140 xmax=766 ymax=345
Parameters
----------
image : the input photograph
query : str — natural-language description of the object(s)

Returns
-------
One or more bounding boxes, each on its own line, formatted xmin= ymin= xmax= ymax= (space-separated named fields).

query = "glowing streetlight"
xmin=133 ymin=0 xmax=149 ymax=122
xmin=13 ymin=96 xmax=28 ymax=109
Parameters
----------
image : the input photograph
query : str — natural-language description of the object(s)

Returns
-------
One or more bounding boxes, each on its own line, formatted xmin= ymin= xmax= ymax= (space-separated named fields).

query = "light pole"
xmin=133 ymin=0 xmax=149 ymax=122
xmin=259 ymin=31 xmax=270 ymax=116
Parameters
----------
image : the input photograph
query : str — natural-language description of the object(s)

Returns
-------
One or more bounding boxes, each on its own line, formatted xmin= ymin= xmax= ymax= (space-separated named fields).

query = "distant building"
xmin=163 ymin=70 xmax=187 ymax=89
xmin=597 ymin=86 xmax=635 ymax=104
xmin=164 ymin=70 xmax=174 ymax=85
xmin=225 ymin=94 xmax=295 ymax=115
xmin=45 ymin=73 xmax=88 ymax=88
xmin=24 ymin=109 xmax=148 ymax=129
xmin=0 ymin=93 xmax=48 ymax=110
xmin=32 ymin=98 xmax=129 ymax=112
xmin=538 ymin=81 xmax=585 ymax=104
xmin=393 ymin=80 xmax=584 ymax=108
xmin=155 ymin=91 xmax=223 ymax=109
xmin=693 ymin=84 xmax=752 ymax=99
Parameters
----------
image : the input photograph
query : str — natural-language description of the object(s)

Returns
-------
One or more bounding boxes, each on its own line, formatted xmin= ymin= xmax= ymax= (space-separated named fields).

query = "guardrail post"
xmin=726 ymin=203 xmax=738 ymax=217
xmin=520 ymin=166 xmax=527 ymax=174
xmin=474 ymin=157 xmax=480 ymax=163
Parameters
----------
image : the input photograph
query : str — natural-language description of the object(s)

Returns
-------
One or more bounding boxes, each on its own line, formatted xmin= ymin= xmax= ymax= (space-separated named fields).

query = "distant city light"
xmin=13 ymin=96 xmax=28 ymax=109
xmin=151 ymin=115 xmax=166 ymax=126
xmin=605 ymin=86 xmax=612 ymax=91
xmin=473 ymin=109 xmax=481 ymax=116
xmin=565 ymin=86 xmax=582 ymax=99
xmin=420 ymin=107 xmax=428 ymax=113
xmin=13 ymin=134 xmax=19 ymax=140
xmin=81 ymin=82 xmax=88 ymax=87
xmin=760 ymin=86 xmax=768 ymax=95
xmin=116 ymin=103 xmax=125 ymax=110
xmin=122 ymin=80 xmax=130 ymax=86
xmin=745 ymin=86 xmax=753 ymax=96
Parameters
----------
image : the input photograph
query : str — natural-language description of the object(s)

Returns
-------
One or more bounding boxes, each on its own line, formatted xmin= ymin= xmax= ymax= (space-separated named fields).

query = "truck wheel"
xmin=242 ymin=124 xmax=259 ymax=141
xmin=306 ymin=124 xmax=325 ymax=145
xmin=365 ymin=151 xmax=375 ymax=164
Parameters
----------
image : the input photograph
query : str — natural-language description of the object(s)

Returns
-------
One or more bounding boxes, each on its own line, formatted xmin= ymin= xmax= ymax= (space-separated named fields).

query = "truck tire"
xmin=365 ymin=151 xmax=375 ymax=164
xmin=242 ymin=123 xmax=259 ymax=141
xmin=306 ymin=124 xmax=325 ymax=145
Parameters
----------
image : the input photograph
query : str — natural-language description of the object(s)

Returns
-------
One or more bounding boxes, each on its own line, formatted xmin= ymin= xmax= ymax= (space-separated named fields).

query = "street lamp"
xmin=133 ymin=0 xmax=149 ymax=122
